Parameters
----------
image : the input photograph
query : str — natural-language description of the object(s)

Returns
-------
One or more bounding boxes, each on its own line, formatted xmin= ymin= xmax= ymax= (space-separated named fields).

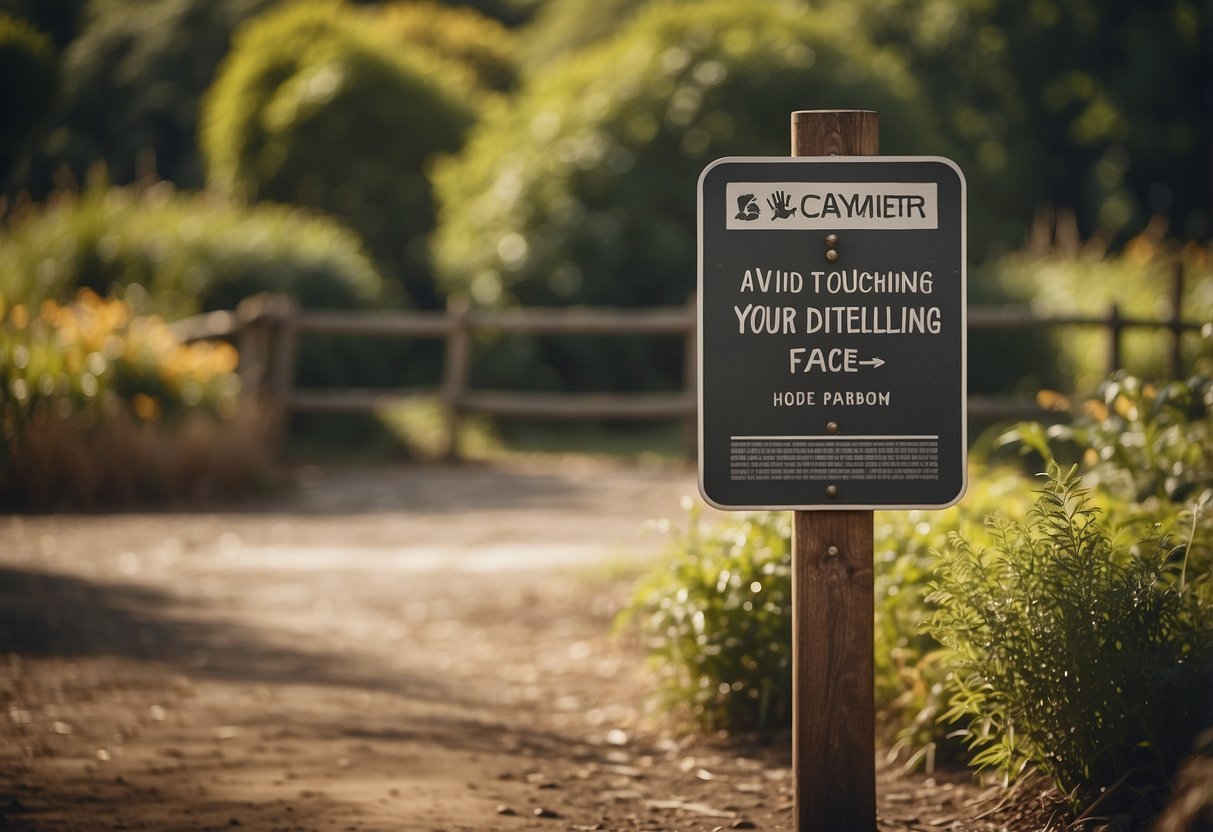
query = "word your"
xmin=732 ymin=304 xmax=943 ymax=335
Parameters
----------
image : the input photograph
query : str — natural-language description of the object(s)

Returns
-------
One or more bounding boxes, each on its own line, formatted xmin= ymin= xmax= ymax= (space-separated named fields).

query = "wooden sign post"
xmin=696 ymin=109 xmax=966 ymax=832
xmin=790 ymin=109 xmax=877 ymax=832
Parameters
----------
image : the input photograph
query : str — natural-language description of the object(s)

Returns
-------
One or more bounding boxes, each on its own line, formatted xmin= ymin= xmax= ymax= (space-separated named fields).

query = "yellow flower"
xmin=1035 ymin=390 xmax=1070 ymax=412
xmin=132 ymin=393 xmax=162 ymax=422
xmin=1081 ymin=400 xmax=1110 ymax=422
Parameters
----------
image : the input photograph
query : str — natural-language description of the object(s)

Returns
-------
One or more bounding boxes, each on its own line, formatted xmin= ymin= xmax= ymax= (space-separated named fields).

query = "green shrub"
xmin=925 ymin=463 xmax=1213 ymax=815
xmin=834 ymin=0 xmax=1211 ymax=246
xmin=10 ymin=0 xmax=276 ymax=197
xmin=1007 ymin=372 xmax=1213 ymax=506
xmin=871 ymin=477 xmax=1036 ymax=766
xmin=623 ymin=505 xmax=794 ymax=732
xmin=0 ymin=183 xmax=401 ymax=390
xmin=433 ymin=0 xmax=945 ymax=390
xmin=0 ymin=290 xmax=274 ymax=508
xmin=518 ymin=0 xmax=656 ymax=68
xmin=378 ymin=1 xmax=518 ymax=94
xmin=622 ymin=469 xmax=1032 ymax=746
xmin=0 ymin=183 xmax=384 ymax=317
xmin=201 ymin=0 xmax=476 ymax=309
xmin=436 ymin=1 xmax=942 ymax=309
xmin=0 ymin=13 xmax=59 ymax=180
xmin=1002 ymin=371 xmax=1213 ymax=619
xmin=0 ymin=0 xmax=86 ymax=49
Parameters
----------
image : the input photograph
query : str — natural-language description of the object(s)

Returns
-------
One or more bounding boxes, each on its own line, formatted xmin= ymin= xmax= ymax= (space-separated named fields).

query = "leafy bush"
xmin=377 ymin=1 xmax=518 ymax=94
xmin=1002 ymin=371 xmax=1213 ymax=631
xmin=518 ymin=0 xmax=654 ymax=68
xmin=0 ymin=183 xmax=384 ymax=318
xmin=622 ymin=470 xmax=1032 ymax=746
xmin=1008 ymin=372 xmax=1213 ymax=506
xmin=0 ymin=290 xmax=274 ymax=507
xmin=0 ymin=0 xmax=86 ymax=49
xmin=925 ymin=463 xmax=1213 ymax=814
xmin=201 ymin=0 xmax=476 ymax=309
xmin=837 ymin=0 xmax=1212 ymax=246
xmin=0 ymin=13 xmax=59 ymax=181
xmin=437 ymin=1 xmax=942 ymax=309
xmin=871 ymin=476 xmax=1037 ymax=766
xmin=10 ymin=0 xmax=276 ymax=198
xmin=623 ymin=505 xmax=794 ymax=732
xmin=433 ymin=1 xmax=945 ymax=389
xmin=0 ymin=182 xmax=412 ymax=391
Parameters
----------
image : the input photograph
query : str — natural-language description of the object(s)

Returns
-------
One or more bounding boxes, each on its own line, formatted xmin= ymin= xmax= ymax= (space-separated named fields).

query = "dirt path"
xmin=0 ymin=460 xmax=1018 ymax=831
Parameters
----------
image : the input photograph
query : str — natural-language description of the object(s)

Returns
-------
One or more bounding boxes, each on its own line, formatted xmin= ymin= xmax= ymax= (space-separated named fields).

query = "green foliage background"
xmin=0 ymin=14 xmax=59 ymax=183
xmin=433 ymin=0 xmax=949 ymax=390
xmin=0 ymin=183 xmax=383 ymax=318
xmin=0 ymin=0 xmax=1209 ymax=816
xmin=435 ymin=1 xmax=942 ymax=310
xmin=12 ymin=0 xmax=277 ymax=196
xmin=201 ymin=0 xmax=476 ymax=309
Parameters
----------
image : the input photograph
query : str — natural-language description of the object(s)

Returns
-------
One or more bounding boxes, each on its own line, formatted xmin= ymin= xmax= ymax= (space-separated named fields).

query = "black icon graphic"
xmin=734 ymin=193 xmax=760 ymax=221
xmin=767 ymin=190 xmax=797 ymax=220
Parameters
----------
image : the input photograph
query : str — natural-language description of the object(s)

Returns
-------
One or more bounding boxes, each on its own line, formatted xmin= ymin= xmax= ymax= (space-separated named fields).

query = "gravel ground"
xmin=0 ymin=459 xmax=1049 ymax=831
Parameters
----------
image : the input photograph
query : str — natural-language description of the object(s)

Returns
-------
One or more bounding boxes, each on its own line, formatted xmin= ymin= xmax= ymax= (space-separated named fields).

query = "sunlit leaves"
xmin=925 ymin=462 xmax=1212 ymax=809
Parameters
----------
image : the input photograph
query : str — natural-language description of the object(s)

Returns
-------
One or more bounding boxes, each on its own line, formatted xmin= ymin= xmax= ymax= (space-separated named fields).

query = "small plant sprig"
xmin=621 ymin=505 xmax=794 ymax=733
xmin=925 ymin=462 xmax=1213 ymax=815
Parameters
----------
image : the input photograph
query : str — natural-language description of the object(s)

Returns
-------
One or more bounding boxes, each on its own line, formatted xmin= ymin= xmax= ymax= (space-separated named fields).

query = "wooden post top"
xmin=791 ymin=110 xmax=879 ymax=157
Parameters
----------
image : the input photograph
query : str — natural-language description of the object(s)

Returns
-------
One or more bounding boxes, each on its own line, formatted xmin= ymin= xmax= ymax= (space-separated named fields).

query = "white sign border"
xmin=696 ymin=155 xmax=969 ymax=512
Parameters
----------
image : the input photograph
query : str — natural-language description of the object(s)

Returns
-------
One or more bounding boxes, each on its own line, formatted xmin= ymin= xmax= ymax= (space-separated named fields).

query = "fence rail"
xmin=172 ymin=267 xmax=1208 ymax=458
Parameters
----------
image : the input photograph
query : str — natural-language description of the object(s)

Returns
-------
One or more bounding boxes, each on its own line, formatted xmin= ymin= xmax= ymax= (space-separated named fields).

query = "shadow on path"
xmin=0 ymin=565 xmax=441 ymax=699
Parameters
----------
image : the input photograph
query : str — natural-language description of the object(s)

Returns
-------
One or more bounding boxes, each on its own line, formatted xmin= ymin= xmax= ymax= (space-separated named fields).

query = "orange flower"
xmin=132 ymin=393 xmax=162 ymax=422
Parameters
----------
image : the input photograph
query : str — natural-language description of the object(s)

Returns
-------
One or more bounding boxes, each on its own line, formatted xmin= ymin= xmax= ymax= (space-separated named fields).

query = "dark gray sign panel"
xmin=697 ymin=157 xmax=967 ymax=510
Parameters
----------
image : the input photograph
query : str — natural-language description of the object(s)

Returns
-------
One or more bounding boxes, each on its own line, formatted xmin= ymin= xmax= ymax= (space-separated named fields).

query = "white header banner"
xmin=725 ymin=182 xmax=938 ymax=230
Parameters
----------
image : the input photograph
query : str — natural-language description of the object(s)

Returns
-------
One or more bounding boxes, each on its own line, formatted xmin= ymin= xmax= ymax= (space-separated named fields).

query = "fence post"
xmin=236 ymin=294 xmax=272 ymax=397
xmin=268 ymin=294 xmax=299 ymax=442
xmin=1107 ymin=302 xmax=1123 ymax=375
xmin=443 ymin=294 xmax=472 ymax=461
xmin=1170 ymin=262 xmax=1185 ymax=379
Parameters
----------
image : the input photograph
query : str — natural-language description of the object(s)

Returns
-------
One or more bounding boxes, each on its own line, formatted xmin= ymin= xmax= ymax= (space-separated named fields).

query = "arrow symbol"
xmin=859 ymin=357 xmax=886 ymax=368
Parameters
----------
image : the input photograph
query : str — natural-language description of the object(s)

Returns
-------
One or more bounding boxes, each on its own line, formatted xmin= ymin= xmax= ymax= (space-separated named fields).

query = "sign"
xmin=697 ymin=157 xmax=967 ymax=510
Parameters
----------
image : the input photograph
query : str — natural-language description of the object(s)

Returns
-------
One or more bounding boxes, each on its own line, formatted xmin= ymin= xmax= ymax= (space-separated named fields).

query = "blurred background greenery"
xmin=1 ymin=0 xmax=1210 ymax=486
xmin=3 ymin=2 xmax=1213 ymax=820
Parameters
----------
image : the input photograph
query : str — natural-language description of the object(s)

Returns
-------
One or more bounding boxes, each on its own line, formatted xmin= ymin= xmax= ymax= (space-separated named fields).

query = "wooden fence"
xmin=172 ymin=264 xmax=1208 ymax=458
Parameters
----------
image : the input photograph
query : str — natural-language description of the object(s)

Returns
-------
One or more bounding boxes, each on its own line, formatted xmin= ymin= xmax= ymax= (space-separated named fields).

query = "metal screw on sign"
xmin=825 ymin=232 xmax=840 ymax=262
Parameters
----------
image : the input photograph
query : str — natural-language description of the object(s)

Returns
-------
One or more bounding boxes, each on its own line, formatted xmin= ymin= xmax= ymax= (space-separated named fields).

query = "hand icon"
xmin=767 ymin=190 xmax=797 ymax=220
